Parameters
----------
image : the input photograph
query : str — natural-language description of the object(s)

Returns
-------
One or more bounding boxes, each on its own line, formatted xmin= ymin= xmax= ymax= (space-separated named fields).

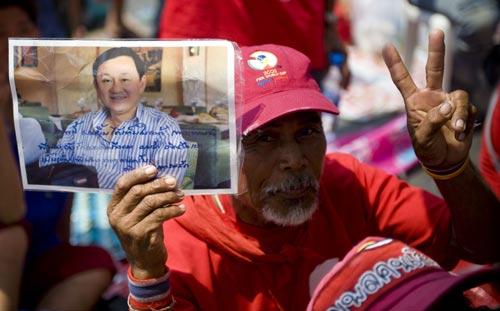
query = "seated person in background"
xmin=107 ymin=33 xmax=499 ymax=310
xmin=19 ymin=117 xmax=47 ymax=165
xmin=1 ymin=2 xmax=116 ymax=310
xmin=40 ymin=47 xmax=188 ymax=189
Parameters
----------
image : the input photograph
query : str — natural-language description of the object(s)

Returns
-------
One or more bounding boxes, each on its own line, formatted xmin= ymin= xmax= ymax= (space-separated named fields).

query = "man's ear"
xmin=94 ymin=80 xmax=104 ymax=105
xmin=237 ymin=153 xmax=249 ymax=195
xmin=139 ymin=75 xmax=147 ymax=93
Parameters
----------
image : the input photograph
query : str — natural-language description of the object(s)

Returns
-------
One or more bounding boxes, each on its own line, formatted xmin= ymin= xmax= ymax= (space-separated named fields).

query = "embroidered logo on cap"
xmin=247 ymin=50 xmax=288 ymax=88
xmin=247 ymin=51 xmax=278 ymax=70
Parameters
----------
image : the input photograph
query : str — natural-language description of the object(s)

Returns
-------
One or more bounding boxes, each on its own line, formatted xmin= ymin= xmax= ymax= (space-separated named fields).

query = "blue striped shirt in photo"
xmin=39 ymin=104 xmax=188 ymax=189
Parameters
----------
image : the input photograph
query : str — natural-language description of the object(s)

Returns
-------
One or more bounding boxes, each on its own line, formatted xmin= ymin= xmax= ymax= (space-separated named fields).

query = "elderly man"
xmin=108 ymin=31 xmax=499 ymax=310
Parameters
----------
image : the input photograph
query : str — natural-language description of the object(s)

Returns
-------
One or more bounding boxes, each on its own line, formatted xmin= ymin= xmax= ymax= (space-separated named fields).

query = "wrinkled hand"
xmin=107 ymin=165 xmax=185 ymax=279
xmin=383 ymin=30 xmax=476 ymax=169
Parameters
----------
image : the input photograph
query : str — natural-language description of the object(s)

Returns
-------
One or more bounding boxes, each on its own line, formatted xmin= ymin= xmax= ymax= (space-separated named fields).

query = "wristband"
xmin=421 ymin=157 xmax=469 ymax=181
xmin=128 ymin=296 xmax=175 ymax=311
xmin=127 ymin=266 xmax=175 ymax=310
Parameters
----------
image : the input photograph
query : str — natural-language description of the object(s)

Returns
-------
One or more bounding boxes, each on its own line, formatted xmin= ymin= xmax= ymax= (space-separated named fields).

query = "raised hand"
xmin=107 ymin=166 xmax=185 ymax=279
xmin=383 ymin=30 xmax=477 ymax=169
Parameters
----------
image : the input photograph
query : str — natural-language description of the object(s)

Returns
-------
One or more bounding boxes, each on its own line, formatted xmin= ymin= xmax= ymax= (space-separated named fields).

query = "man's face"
xmin=95 ymin=55 xmax=145 ymax=117
xmin=241 ymin=111 xmax=326 ymax=226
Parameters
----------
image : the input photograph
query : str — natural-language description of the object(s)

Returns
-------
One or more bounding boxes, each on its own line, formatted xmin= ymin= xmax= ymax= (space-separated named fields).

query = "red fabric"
xmin=21 ymin=242 xmax=116 ymax=308
xmin=163 ymin=153 xmax=452 ymax=310
xmin=479 ymin=85 xmax=500 ymax=199
xmin=158 ymin=0 xmax=327 ymax=70
xmin=239 ymin=44 xmax=338 ymax=134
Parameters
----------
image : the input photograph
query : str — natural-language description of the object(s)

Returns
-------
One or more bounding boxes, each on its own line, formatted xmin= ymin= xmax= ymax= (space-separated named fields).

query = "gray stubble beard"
xmin=261 ymin=197 xmax=319 ymax=226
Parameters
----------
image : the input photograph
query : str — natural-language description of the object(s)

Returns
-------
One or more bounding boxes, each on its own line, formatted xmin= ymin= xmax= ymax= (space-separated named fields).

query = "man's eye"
xmin=298 ymin=127 xmax=321 ymax=137
xmin=101 ymin=78 xmax=111 ymax=84
xmin=256 ymin=133 xmax=276 ymax=143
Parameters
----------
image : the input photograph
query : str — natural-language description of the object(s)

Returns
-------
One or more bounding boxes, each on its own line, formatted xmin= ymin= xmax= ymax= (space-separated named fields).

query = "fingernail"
xmin=176 ymin=190 xmax=184 ymax=198
xmin=439 ymin=102 xmax=451 ymax=115
xmin=458 ymin=132 xmax=466 ymax=141
xmin=178 ymin=204 xmax=186 ymax=212
xmin=455 ymin=119 xmax=465 ymax=130
xmin=164 ymin=176 xmax=176 ymax=187
xmin=144 ymin=165 xmax=156 ymax=175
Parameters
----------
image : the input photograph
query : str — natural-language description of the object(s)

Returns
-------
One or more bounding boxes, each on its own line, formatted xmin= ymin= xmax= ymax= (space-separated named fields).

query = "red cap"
xmin=238 ymin=44 xmax=339 ymax=135
xmin=307 ymin=237 xmax=500 ymax=311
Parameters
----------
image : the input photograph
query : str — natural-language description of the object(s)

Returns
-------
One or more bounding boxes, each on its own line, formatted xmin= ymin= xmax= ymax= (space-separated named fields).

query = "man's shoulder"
xmin=320 ymin=152 xmax=391 ymax=191
xmin=142 ymin=106 xmax=178 ymax=124
xmin=322 ymin=152 xmax=364 ymax=174
xmin=71 ymin=110 xmax=100 ymax=126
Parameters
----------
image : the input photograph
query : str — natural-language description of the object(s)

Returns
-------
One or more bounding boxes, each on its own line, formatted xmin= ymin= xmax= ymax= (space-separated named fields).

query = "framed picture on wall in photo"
xmin=20 ymin=46 xmax=37 ymax=67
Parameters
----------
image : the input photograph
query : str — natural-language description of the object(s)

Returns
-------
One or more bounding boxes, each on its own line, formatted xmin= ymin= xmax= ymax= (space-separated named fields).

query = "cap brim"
xmin=241 ymin=88 xmax=339 ymax=135
xmin=371 ymin=267 xmax=500 ymax=310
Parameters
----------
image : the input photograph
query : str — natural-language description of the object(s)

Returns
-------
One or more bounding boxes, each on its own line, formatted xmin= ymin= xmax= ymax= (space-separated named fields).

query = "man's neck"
xmin=107 ymin=107 xmax=137 ymax=125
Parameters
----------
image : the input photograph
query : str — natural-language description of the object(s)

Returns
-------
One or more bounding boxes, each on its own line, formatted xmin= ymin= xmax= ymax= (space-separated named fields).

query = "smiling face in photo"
xmin=95 ymin=55 xmax=146 ymax=118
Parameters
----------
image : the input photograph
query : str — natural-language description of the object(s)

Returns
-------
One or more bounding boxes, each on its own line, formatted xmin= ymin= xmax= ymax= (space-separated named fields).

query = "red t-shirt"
xmin=164 ymin=153 xmax=452 ymax=310
xmin=480 ymin=85 xmax=500 ymax=198
xmin=158 ymin=0 xmax=327 ymax=70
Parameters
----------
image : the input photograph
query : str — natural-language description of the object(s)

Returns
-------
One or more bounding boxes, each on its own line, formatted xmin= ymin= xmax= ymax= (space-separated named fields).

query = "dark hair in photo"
xmin=92 ymin=47 xmax=146 ymax=80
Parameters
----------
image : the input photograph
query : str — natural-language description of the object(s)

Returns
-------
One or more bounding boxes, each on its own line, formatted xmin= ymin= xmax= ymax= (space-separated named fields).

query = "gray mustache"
xmin=263 ymin=174 xmax=319 ymax=196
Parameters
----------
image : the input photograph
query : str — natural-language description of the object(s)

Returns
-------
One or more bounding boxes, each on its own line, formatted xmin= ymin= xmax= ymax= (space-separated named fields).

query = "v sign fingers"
xmin=425 ymin=30 xmax=445 ymax=90
xmin=383 ymin=29 xmax=474 ymax=170
xmin=382 ymin=43 xmax=418 ymax=102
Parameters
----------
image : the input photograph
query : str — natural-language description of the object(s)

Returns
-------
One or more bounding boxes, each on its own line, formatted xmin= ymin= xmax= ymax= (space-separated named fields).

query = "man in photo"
xmin=39 ymin=47 xmax=188 ymax=189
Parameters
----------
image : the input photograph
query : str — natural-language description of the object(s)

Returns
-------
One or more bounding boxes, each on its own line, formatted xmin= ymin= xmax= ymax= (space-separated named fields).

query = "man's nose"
xmin=110 ymin=80 xmax=123 ymax=92
xmin=278 ymin=141 xmax=307 ymax=171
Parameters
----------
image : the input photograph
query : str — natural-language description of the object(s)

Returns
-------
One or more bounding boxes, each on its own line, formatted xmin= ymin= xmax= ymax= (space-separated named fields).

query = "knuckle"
xmin=114 ymin=178 xmax=127 ymax=193
xmin=451 ymin=89 xmax=468 ymax=101
xmin=163 ymin=191 xmax=181 ymax=204
xmin=151 ymin=178 xmax=163 ymax=189
xmin=427 ymin=109 xmax=442 ymax=124
xmin=129 ymin=185 xmax=144 ymax=200
xmin=149 ymin=208 xmax=165 ymax=222
xmin=142 ymin=195 xmax=158 ymax=210
xmin=129 ymin=229 xmax=142 ymax=241
xmin=155 ymin=206 xmax=177 ymax=221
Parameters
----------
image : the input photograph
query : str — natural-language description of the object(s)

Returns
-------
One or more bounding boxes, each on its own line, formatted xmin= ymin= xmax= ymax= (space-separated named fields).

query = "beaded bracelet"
xmin=421 ymin=157 xmax=470 ymax=181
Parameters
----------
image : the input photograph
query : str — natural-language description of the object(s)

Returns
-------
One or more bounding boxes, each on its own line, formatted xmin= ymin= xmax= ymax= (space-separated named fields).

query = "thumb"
xmin=415 ymin=100 xmax=453 ymax=140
